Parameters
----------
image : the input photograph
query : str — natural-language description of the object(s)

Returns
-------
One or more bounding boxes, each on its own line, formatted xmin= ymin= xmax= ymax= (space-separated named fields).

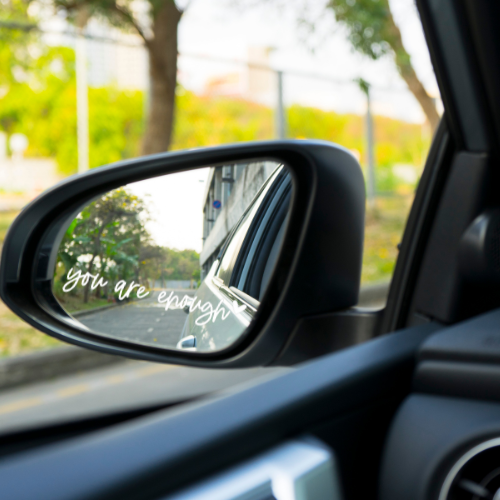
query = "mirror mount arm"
xmin=273 ymin=308 xmax=384 ymax=366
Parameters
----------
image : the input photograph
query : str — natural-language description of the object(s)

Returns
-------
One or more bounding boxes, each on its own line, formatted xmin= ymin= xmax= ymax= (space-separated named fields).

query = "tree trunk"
xmin=83 ymin=256 xmax=95 ymax=304
xmin=385 ymin=8 xmax=441 ymax=134
xmin=83 ymin=216 xmax=112 ymax=303
xmin=142 ymin=1 xmax=182 ymax=155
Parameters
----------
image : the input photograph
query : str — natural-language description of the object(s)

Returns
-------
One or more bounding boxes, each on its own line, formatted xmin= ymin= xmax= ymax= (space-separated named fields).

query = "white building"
xmin=86 ymin=29 xmax=148 ymax=91
xmin=200 ymin=162 xmax=277 ymax=277
xmin=201 ymin=47 xmax=276 ymax=107
xmin=0 ymin=133 xmax=62 ymax=210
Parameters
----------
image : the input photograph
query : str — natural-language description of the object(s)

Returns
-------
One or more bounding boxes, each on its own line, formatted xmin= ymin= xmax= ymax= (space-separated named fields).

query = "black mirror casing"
xmin=0 ymin=140 xmax=365 ymax=368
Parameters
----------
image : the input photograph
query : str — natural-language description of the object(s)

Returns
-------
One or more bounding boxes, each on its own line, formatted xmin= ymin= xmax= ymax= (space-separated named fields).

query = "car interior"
xmin=1 ymin=0 xmax=500 ymax=499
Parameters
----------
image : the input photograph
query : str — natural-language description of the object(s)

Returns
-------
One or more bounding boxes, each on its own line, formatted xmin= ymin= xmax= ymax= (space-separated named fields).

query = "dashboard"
xmin=381 ymin=308 xmax=500 ymax=500
xmin=2 ymin=311 xmax=500 ymax=499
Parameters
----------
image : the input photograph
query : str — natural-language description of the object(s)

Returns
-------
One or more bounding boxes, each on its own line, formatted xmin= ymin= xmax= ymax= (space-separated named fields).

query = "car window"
xmin=216 ymin=166 xmax=283 ymax=286
xmin=0 ymin=0 xmax=440 ymax=431
xmin=233 ymin=172 xmax=292 ymax=299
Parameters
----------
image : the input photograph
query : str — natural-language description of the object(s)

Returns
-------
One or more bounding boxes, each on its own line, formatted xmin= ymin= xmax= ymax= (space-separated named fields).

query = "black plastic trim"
xmin=406 ymin=152 xmax=490 ymax=325
xmin=0 ymin=322 xmax=439 ymax=500
xmin=0 ymin=400 xmax=187 ymax=460
xmin=418 ymin=307 xmax=500 ymax=365
xmin=418 ymin=0 xmax=490 ymax=151
xmin=275 ymin=307 xmax=384 ymax=365
xmin=381 ymin=119 xmax=454 ymax=332
xmin=413 ymin=308 xmax=500 ymax=402
xmin=0 ymin=140 xmax=365 ymax=368
xmin=415 ymin=361 xmax=500 ymax=403
xmin=380 ymin=395 xmax=500 ymax=500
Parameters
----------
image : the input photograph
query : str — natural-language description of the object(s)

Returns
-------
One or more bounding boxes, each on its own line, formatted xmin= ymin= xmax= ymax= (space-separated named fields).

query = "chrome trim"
xmin=165 ymin=439 xmax=343 ymax=500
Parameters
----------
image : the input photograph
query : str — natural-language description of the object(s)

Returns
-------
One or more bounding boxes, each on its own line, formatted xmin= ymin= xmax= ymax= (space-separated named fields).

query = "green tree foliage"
xmin=0 ymin=1 xmax=76 ymax=160
xmin=0 ymin=13 xmax=429 ymax=178
xmin=329 ymin=0 xmax=396 ymax=58
xmin=0 ymin=45 xmax=144 ymax=173
xmin=163 ymin=249 xmax=200 ymax=281
xmin=173 ymin=89 xmax=274 ymax=149
xmin=1 ymin=0 xmax=183 ymax=155
xmin=327 ymin=0 xmax=440 ymax=131
xmin=174 ymin=91 xmax=430 ymax=174
xmin=55 ymin=188 xmax=201 ymax=308
xmin=0 ymin=71 xmax=430 ymax=177
xmin=138 ymin=246 xmax=200 ymax=284
xmin=0 ymin=0 xmax=38 ymax=88
xmin=56 ymin=188 xmax=150 ymax=302
xmin=287 ymin=102 xmax=430 ymax=171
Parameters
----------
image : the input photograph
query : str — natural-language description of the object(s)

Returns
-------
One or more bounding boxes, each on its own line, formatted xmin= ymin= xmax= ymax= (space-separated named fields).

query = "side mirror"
xmin=0 ymin=140 xmax=365 ymax=368
xmin=177 ymin=335 xmax=197 ymax=350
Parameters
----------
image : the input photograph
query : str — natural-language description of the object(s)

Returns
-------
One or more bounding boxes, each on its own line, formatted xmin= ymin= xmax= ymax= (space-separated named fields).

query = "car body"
xmin=179 ymin=165 xmax=291 ymax=352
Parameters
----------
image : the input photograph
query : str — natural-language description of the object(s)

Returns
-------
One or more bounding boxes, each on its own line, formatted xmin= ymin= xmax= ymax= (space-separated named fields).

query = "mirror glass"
xmin=52 ymin=161 xmax=292 ymax=353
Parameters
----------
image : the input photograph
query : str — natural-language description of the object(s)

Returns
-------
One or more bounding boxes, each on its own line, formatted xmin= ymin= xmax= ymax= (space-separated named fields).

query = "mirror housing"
xmin=0 ymin=140 xmax=365 ymax=367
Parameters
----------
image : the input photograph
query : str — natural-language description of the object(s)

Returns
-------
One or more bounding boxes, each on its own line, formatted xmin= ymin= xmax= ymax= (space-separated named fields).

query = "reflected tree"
xmin=57 ymin=188 xmax=149 ymax=303
xmin=55 ymin=189 xmax=202 ymax=309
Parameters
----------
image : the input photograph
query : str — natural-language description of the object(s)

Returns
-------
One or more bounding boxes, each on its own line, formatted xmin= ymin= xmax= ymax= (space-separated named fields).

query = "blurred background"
xmin=0 ymin=0 xmax=442 ymax=430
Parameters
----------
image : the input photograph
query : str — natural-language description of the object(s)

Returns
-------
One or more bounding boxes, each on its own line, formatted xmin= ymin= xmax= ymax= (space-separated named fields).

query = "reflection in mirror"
xmin=52 ymin=161 xmax=292 ymax=353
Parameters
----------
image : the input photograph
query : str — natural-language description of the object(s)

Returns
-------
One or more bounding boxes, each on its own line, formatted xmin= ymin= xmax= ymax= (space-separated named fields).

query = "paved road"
xmin=77 ymin=290 xmax=193 ymax=349
xmin=0 ymin=359 xmax=288 ymax=434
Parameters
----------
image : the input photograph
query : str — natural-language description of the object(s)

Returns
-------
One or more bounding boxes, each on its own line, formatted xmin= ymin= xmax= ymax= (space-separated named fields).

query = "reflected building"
xmin=200 ymin=162 xmax=277 ymax=278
